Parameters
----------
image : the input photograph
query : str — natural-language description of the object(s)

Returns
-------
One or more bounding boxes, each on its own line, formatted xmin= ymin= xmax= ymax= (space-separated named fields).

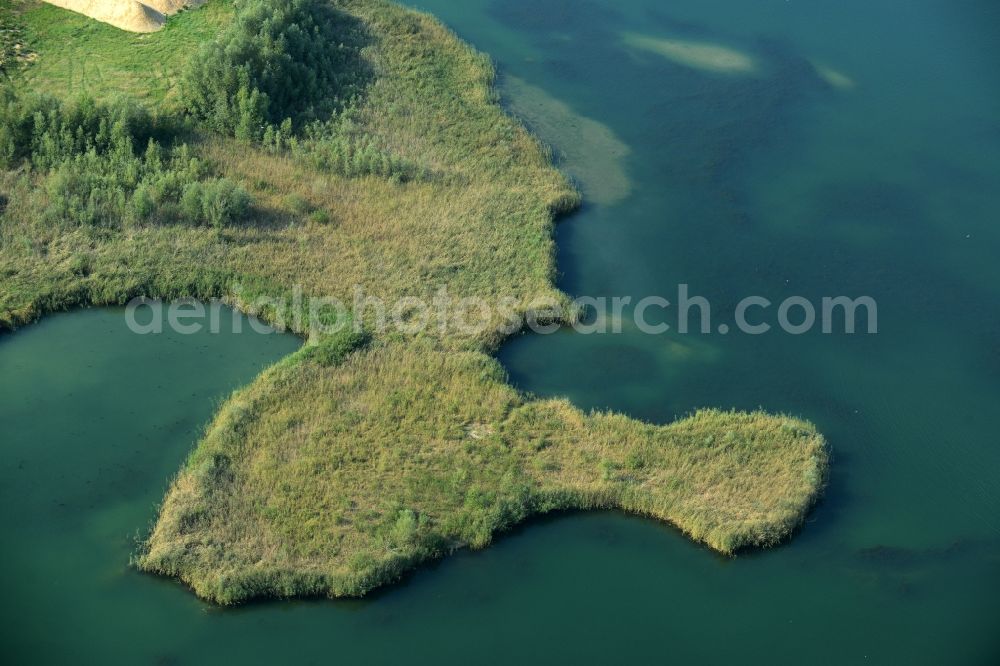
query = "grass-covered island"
xmin=0 ymin=0 xmax=828 ymax=603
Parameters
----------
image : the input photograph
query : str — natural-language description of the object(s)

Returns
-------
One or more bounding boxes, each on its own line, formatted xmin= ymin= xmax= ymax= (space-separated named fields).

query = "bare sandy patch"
xmin=623 ymin=32 xmax=757 ymax=75
xmin=42 ymin=0 xmax=204 ymax=33
xmin=143 ymin=0 xmax=196 ymax=13
xmin=503 ymin=76 xmax=632 ymax=206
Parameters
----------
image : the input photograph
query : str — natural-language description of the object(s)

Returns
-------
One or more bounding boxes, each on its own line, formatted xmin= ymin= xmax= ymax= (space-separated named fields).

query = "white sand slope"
xmin=143 ymin=0 xmax=197 ymax=15
xmin=43 ymin=0 xmax=204 ymax=33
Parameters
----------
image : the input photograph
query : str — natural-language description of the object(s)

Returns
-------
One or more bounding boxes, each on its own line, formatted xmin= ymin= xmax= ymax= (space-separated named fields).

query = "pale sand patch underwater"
xmin=623 ymin=32 xmax=757 ymax=75
xmin=811 ymin=61 xmax=856 ymax=90
xmin=503 ymin=76 xmax=632 ymax=206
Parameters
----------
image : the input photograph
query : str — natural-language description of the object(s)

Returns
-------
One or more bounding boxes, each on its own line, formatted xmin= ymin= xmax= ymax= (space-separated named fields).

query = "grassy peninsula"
xmin=0 ymin=0 xmax=828 ymax=604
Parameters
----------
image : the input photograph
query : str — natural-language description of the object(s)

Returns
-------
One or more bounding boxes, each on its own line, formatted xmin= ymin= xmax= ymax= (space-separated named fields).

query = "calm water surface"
xmin=2 ymin=0 xmax=999 ymax=663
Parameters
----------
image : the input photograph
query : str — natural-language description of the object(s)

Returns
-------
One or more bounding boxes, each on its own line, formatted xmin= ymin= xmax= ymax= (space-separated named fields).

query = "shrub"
xmin=0 ymin=91 xmax=156 ymax=170
xmin=294 ymin=120 xmax=418 ymax=181
xmin=284 ymin=193 xmax=313 ymax=216
xmin=0 ymin=92 xmax=252 ymax=229
xmin=303 ymin=328 xmax=368 ymax=367
xmin=180 ymin=0 xmax=369 ymax=139
xmin=307 ymin=209 xmax=331 ymax=225
xmin=181 ymin=179 xmax=252 ymax=228
xmin=392 ymin=509 xmax=418 ymax=546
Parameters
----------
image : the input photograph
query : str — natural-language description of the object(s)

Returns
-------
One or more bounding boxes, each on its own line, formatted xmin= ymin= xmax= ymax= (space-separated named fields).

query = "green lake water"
xmin=2 ymin=0 xmax=999 ymax=663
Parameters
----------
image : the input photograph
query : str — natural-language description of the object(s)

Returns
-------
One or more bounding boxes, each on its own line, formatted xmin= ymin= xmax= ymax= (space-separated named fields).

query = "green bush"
xmin=0 ymin=92 xmax=156 ymax=170
xmin=295 ymin=117 xmax=419 ymax=181
xmin=303 ymin=328 xmax=368 ymax=367
xmin=40 ymin=140 xmax=250 ymax=229
xmin=284 ymin=193 xmax=313 ymax=216
xmin=180 ymin=0 xmax=369 ymax=139
xmin=182 ymin=179 xmax=252 ymax=228
xmin=0 ymin=92 xmax=252 ymax=229
xmin=307 ymin=209 xmax=331 ymax=225
xmin=392 ymin=509 xmax=419 ymax=546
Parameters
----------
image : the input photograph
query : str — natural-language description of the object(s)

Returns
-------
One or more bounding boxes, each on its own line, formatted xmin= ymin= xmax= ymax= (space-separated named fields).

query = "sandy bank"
xmin=43 ymin=0 xmax=203 ymax=33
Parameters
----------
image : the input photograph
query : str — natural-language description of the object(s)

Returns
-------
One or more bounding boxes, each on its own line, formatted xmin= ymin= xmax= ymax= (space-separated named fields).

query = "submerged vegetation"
xmin=0 ymin=0 xmax=828 ymax=604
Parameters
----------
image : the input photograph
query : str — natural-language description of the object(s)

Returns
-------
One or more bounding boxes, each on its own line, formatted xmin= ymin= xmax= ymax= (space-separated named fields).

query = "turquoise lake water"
xmin=1 ymin=0 xmax=999 ymax=663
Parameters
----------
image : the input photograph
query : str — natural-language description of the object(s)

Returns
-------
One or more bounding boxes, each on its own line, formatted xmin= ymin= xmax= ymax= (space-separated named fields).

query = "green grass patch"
xmin=12 ymin=0 xmax=235 ymax=107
